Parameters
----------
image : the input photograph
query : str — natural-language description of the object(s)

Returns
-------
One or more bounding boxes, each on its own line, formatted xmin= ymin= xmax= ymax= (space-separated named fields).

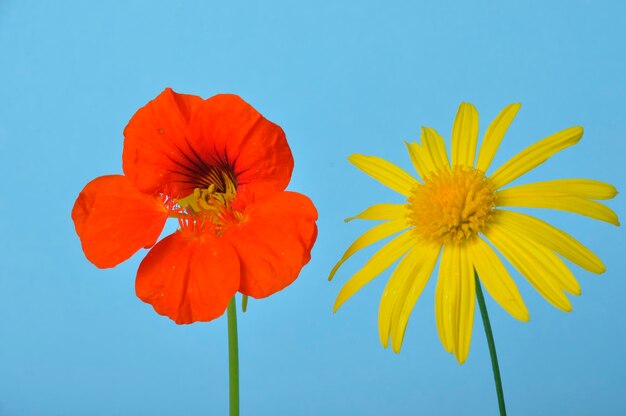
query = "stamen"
xmin=173 ymin=167 xmax=242 ymax=236
xmin=408 ymin=167 xmax=496 ymax=245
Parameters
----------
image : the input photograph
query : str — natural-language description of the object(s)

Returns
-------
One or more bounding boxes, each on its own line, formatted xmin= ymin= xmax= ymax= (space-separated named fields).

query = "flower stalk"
xmin=475 ymin=271 xmax=506 ymax=416
xmin=227 ymin=297 xmax=240 ymax=416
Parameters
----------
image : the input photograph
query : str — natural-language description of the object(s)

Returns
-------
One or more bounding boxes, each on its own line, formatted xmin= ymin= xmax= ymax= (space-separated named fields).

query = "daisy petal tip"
xmin=518 ymin=309 xmax=530 ymax=323
xmin=605 ymin=213 xmax=621 ymax=226
xmin=328 ymin=262 xmax=342 ymax=282
xmin=347 ymin=154 xmax=362 ymax=164
xmin=601 ymin=184 xmax=619 ymax=200
xmin=328 ymin=266 xmax=341 ymax=282
xmin=513 ymin=301 xmax=531 ymax=322
xmin=505 ymin=102 xmax=522 ymax=117
xmin=390 ymin=330 xmax=406 ymax=353
xmin=455 ymin=340 xmax=471 ymax=365
xmin=379 ymin=333 xmax=390 ymax=349
xmin=455 ymin=353 xmax=468 ymax=365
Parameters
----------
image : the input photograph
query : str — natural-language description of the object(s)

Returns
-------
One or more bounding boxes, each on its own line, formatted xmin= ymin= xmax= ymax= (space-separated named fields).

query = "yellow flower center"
xmin=176 ymin=169 xmax=242 ymax=235
xmin=408 ymin=167 xmax=496 ymax=245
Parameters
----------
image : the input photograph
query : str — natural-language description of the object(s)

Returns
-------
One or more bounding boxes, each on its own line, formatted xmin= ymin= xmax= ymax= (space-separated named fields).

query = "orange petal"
xmin=71 ymin=175 xmax=168 ymax=268
xmin=122 ymin=88 xmax=204 ymax=194
xmin=136 ymin=231 xmax=240 ymax=324
xmin=224 ymin=191 xmax=318 ymax=298
xmin=187 ymin=95 xmax=294 ymax=198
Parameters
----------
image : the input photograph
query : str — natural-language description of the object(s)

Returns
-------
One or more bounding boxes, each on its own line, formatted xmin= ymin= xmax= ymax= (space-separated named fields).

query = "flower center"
xmin=407 ymin=167 xmax=496 ymax=245
xmin=175 ymin=169 xmax=241 ymax=235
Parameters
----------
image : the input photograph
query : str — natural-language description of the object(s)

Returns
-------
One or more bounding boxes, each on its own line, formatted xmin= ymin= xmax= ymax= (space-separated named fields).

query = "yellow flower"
xmin=330 ymin=103 xmax=619 ymax=364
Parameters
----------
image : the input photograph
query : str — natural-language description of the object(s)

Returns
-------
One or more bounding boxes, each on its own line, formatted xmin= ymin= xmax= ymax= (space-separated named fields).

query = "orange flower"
xmin=72 ymin=88 xmax=318 ymax=324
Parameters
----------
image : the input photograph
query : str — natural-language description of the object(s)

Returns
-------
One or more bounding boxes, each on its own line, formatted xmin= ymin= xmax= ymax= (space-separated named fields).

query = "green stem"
xmin=475 ymin=272 xmax=507 ymax=416
xmin=227 ymin=297 xmax=239 ymax=416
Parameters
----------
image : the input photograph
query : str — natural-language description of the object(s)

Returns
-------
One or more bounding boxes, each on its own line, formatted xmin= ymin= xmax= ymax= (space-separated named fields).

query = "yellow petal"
xmin=409 ymin=127 xmax=448 ymax=180
xmin=405 ymin=141 xmax=432 ymax=182
xmin=329 ymin=219 xmax=408 ymax=281
xmin=387 ymin=266 xmax=415 ymax=350
xmin=390 ymin=243 xmax=441 ymax=353
xmin=496 ymin=192 xmax=620 ymax=225
xmin=490 ymin=126 xmax=583 ymax=188
xmin=475 ymin=103 xmax=521 ymax=173
xmin=345 ymin=203 xmax=408 ymax=222
xmin=435 ymin=244 xmax=464 ymax=354
xmin=484 ymin=224 xmax=573 ymax=311
xmin=422 ymin=127 xmax=451 ymax=171
xmin=334 ymin=231 xmax=415 ymax=311
xmin=498 ymin=179 xmax=618 ymax=200
xmin=349 ymin=154 xmax=417 ymax=196
xmin=378 ymin=244 xmax=430 ymax=348
xmin=451 ymin=102 xmax=479 ymax=168
xmin=494 ymin=210 xmax=605 ymax=274
xmin=492 ymin=215 xmax=581 ymax=295
xmin=406 ymin=128 xmax=450 ymax=180
xmin=467 ymin=237 xmax=529 ymax=321
xmin=434 ymin=244 xmax=476 ymax=363
xmin=454 ymin=247 xmax=476 ymax=364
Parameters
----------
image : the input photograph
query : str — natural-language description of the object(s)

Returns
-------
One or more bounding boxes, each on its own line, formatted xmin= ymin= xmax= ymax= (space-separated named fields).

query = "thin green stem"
xmin=227 ymin=297 xmax=240 ymax=416
xmin=475 ymin=272 xmax=507 ymax=416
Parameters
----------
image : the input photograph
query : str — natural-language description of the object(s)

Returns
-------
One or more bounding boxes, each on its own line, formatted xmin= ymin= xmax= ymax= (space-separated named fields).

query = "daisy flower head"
xmin=330 ymin=102 xmax=619 ymax=364
xmin=72 ymin=88 xmax=318 ymax=324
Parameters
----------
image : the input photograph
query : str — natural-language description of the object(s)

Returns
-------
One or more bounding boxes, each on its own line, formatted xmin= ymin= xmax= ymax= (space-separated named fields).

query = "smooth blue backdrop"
xmin=1 ymin=1 xmax=624 ymax=415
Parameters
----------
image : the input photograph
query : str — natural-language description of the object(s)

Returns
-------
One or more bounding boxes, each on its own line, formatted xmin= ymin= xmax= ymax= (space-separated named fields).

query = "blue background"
xmin=1 ymin=1 xmax=624 ymax=414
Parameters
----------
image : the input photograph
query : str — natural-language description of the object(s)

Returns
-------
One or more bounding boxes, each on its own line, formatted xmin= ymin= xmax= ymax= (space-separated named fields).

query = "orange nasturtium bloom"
xmin=330 ymin=102 xmax=618 ymax=363
xmin=72 ymin=88 xmax=318 ymax=324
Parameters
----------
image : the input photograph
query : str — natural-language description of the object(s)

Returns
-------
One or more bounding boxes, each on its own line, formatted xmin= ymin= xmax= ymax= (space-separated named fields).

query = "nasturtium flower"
xmin=72 ymin=88 xmax=318 ymax=324
xmin=330 ymin=103 xmax=619 ymax=363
